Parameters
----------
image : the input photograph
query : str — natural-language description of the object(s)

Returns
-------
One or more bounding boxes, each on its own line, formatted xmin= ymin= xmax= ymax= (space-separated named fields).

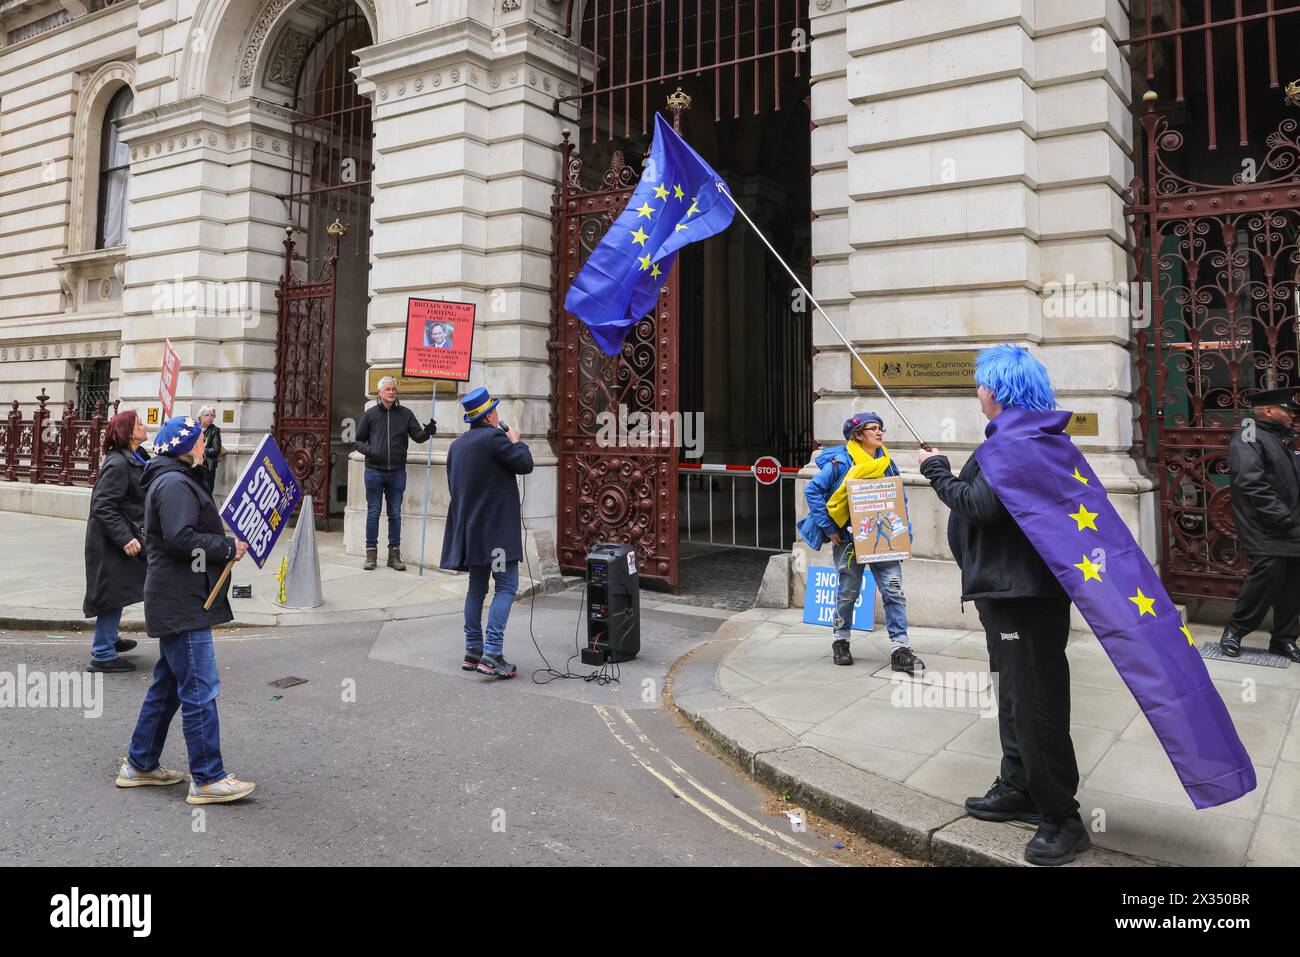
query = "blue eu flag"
xmin=564 ymin=113 xmax=736 ymax=356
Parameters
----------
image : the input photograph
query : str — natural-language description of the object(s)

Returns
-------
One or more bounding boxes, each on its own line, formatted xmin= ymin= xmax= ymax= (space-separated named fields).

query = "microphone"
xmin=499 ymin=422 xmax=509 ymax=433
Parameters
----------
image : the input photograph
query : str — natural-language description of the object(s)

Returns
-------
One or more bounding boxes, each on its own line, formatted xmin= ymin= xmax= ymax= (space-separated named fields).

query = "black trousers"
xmin=975 ymin=596 xmax=1080 ymax=822
xmin=1229 ymin=554 xmax=1300 ymax=643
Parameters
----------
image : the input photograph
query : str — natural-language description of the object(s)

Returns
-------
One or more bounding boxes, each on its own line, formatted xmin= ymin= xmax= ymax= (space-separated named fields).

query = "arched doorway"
xmin=275 ymin=9 xmax=375 ymax=519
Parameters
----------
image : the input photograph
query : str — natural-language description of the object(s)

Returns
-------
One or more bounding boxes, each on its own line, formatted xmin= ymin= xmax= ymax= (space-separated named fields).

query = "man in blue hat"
xmin=354 ymin=375 xmax=436 ymax=571
xmin=441 ymin=387 xmax=534 ymax=678
xmin=796 ymin=412 xmax=919 ymax=674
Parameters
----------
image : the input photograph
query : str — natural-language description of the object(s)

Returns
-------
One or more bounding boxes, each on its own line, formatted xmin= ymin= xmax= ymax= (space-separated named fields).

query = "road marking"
xmin=593 ymin=704 xmax=822 ymax=867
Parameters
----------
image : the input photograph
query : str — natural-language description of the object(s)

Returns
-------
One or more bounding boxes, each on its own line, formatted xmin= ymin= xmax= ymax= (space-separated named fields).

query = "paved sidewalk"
xmin=0 ymin=509 xmax=537 ymax=629
xmin=669 ymin=608 xmax=1300 ymax=867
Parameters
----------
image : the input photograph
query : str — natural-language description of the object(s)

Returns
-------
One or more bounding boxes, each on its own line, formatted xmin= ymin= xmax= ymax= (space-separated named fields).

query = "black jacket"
xmin=201 ymin=424 xmax=223 ymax=478
xmin=140 ymin=455 xmax=238 ymax=638
xmin=83 ymin=447 xmax=149 ymax=617
xmin=440 ymin=424 xmax=534 ymax=571
xmin=921 ymin=453 xmax=1065 ymax=602
xmin=1227 ymin=419 xmax=1300 ymax=557
xmin=354 ymin=401 xmax=434 ymax=471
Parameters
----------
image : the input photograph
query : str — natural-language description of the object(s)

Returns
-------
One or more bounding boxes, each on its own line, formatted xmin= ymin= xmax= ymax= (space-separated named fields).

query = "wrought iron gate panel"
xmin=549 ymin=132 xmax=680 ymax=586
xmin=1128 ymin=99 xmax=1300 ymax=603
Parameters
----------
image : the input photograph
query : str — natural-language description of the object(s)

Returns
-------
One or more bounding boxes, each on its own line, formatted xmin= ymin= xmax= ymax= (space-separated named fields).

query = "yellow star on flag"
xmin=1180 ymin=624 xmax=1195 ymax=647
xmin=674 ymin=222 xmax=688 ymax=232
xmin=653 ymin=183 xmax=670 ymax=201
xmin=1068 ymin=504 xmax=1098 ymax=531
xmin=650 ymin=263 xmax=661 ymax=278
xmin=1071 ymin=467 xmax=1089 ymax=485
xmin=635 ymin=202 xmax=655 ymax=219
xmin=638 ymin=253 xmax=652 ymax=271
xmin=673 ymin=184 xmax=684 ymax=200
xmin=630 ymin=227 xmax=649 ymax=247
xmin=1073 ymin=554 xmax=1103 ymax=583
xmin=686 ymin=197 xmax=700 ymax=216
xmin=1129 ymin=588 xmax=1156 ymax=617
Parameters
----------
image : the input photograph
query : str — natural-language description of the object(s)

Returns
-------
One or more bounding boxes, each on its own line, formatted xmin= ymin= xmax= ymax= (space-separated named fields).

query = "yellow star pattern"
xmin=1180 ymin=624 xmax=1195 ymax=647
xmin=635 ymin=202 xmax=655 ymax=219
xmin=1071 ymin=467 xmax=1089 ymax=485
xmin=674 ymin=222 xmax=688 ymax=232
xmin=673 ymin=184 xmax=684 ymax=200
xmin=650 ymin=263 xmax=661 ymax=278
xmin=686 ymin=197 xmax=700 ymax=216
xmin=653 ymin=183 xmax=670 ymax=201
xmin=1068 ymin=504 xmax=1098 ymax=531
xmin=1129 ymin=587 xmax=1156 ymax=617
xmin=637 ymin=253 xmax=652 ymax=271
xmin=630 ymin=227 xmax=649 ymax=247
xmin=1073 ymin=554 xmax=1103 ymax=583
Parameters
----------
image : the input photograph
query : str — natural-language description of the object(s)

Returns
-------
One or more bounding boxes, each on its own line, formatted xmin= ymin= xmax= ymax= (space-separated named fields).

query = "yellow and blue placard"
xmin=220 ymin=434 xmax=302 ymax=568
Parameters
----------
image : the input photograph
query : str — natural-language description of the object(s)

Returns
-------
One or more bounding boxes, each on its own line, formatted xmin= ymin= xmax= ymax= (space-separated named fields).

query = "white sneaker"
xmin=186 ymin=773 xmax=255 ymax=805
xmin=115 ymin=761 xmax=185 ymax=788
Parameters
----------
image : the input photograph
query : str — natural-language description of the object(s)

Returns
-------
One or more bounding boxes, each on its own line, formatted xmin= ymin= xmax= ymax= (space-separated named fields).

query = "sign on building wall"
xmin=158 ymin=339 xmax=180 ymax=419
xmin=850 ymin=351 xmax=979 ymax=389
xmin=402 ymin=299 xmax=476 ymax=382
xmin=802 ymin=565 xmax=875 ymax=631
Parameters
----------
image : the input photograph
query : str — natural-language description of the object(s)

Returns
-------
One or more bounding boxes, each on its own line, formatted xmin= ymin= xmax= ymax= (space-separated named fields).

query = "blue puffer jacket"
xmin=796 ymin=444 xmax=909 ymax=551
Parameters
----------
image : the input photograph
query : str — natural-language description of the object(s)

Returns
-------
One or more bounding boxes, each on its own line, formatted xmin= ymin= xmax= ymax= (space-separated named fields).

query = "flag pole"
xmin=714 ymin=183 xmax=931 ymax=450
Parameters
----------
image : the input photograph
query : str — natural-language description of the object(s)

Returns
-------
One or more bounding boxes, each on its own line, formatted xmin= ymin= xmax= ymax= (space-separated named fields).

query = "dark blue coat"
xmin=440 ymin=424 xmax=534 ymax=571
xmin=83 ymin=447 xmax=149 ymax=617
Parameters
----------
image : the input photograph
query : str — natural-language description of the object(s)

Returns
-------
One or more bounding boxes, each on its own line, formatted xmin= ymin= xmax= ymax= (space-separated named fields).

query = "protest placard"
xmin=847 ymin=475 xmax=911 ymax=564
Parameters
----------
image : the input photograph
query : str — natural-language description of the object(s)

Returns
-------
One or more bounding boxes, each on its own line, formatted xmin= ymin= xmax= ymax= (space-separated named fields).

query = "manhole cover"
xmin=268 ymin=676 xmax=309 ymax=688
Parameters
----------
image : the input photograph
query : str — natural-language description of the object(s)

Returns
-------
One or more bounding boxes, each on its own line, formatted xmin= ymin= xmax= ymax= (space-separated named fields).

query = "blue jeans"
xmin=464 ymin=562 xmax=519 ymax=657
xmin=364 ymin=466 xmax=407 ymax=550
xmin=91 ymin=607 xmax=123 ymax=663
xmin=127 ymin=628 xmax=225 ymax=785
xmin=832 ymin=540 xmax=909 ymax=650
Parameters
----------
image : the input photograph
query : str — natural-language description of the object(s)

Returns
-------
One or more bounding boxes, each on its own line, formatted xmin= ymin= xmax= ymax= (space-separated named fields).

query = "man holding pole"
xmin=354 ymin=375 xmax=436 ymax=571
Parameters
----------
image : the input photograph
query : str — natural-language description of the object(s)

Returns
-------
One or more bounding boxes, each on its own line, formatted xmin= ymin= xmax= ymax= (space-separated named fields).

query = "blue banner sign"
xmin=802 ymin=565 xmax=875 ymax=631
xmin=220 ymin=434 xmax=302 ymax=569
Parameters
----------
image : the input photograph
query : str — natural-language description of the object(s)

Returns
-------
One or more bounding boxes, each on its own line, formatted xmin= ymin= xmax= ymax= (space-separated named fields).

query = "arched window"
xmin=94 ymin=86 xmax=133 ymax=248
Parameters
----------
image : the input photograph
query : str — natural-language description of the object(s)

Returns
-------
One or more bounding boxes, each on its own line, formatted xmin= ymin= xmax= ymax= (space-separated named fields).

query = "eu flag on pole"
xmin=976 ymin=407 xmax=1256 ymax=810
xmin=564 ymin=113 xmax=736 ymax=356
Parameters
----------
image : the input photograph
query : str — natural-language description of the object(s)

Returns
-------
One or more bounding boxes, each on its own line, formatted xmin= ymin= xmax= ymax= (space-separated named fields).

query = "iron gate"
xmin=1128 ymin=98 xmax=1300 ymax=603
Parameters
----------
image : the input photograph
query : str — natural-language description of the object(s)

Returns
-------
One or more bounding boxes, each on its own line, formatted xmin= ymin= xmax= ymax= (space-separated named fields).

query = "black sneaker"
xmin=88 ymin=657 xmax=136 ymax=673
xmin=462 ymin=650 xmax=483 ymax=672
xmin=114 ymin=638 xmax=138 ymax=654
xmin=476 ymin=653 xmax=517 ymax=679
xmin=891 ymin=646 xmax=922 ymax=676
xmin=1268 ymin=639 xmax=1300 ymax=662
xmin=831 ymin=638 xmax=853 ymax=666
xmin=1024 ymin=813 xmax=1091 ymax=866
xmin=964 ymin=777 xmax=1040 ymax=823
xmin=1220 ymin=627 xmax=1243 ymax=657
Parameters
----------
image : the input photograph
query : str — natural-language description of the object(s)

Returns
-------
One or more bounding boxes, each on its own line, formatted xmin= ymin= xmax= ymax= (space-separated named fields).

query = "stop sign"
xmin=753 ymin=456 xmax=781 ymax=486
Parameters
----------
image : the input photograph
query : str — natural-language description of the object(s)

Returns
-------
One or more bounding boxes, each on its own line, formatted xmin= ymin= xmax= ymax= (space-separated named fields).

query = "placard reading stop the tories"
xmin=219 ymin=434 xmax=302 ymax=568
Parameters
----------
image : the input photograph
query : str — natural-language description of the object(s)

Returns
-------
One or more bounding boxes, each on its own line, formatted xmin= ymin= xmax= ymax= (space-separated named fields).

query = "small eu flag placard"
xmin=802 ymin=565 xmax=875 ymax=631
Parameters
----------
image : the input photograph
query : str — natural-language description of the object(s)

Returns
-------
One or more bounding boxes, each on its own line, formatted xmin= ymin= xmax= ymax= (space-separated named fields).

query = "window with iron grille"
xmin=75 ymin=359 xmax=111 ymax=419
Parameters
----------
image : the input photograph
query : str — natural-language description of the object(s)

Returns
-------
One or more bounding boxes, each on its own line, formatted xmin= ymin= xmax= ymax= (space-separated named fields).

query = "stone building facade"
xmin=0 ymin=0 xmax=1290 ymax=624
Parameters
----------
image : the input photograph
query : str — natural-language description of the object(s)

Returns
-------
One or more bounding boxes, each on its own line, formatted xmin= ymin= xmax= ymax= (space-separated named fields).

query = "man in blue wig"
xmin=917 ymin=346 xmax=1087 ymax=865
xmin=797 ymin=413 xmax=920 ymax=675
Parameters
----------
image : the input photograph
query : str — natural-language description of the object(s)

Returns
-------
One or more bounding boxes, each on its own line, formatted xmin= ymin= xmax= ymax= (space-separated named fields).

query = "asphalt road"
xmin=0 ymin=593 xmax=887 ymax=867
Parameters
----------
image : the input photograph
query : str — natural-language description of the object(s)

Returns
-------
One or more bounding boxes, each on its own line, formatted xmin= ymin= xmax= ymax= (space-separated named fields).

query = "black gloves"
xmin=425 ymin=420 xmax=437 ymax=436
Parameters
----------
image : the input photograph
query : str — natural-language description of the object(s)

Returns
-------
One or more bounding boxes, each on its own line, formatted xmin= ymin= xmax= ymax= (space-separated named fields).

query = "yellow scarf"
xmin=826 ymin=441 xmax=891 ymax=528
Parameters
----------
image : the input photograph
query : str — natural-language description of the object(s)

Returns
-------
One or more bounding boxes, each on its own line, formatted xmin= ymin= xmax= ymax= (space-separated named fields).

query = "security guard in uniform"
xmin=1223 ymin=386 xmax=1300 ymax=661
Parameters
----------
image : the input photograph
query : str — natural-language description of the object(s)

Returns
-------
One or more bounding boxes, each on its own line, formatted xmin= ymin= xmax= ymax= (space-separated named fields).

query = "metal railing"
xmin=678 ymin=462 xmax=800 ymax=552
xmin=0 ymin=390 xmax=119 ymax=487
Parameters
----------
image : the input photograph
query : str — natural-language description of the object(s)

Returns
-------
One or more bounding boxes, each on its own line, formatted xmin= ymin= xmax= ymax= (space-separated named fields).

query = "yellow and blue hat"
xmin=153 ymin=415 xmax=202 ymax=457
xmin=461 ymin=386 xmax=499 ymax=423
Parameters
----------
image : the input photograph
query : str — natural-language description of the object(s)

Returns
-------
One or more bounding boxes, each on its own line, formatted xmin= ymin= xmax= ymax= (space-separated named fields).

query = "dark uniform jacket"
xmin=141 ymin=455 xmax=238 ymax=638
xmin=201 ymin=424 xmax=223 ymax=484
xmin=440 ymin=424 xmax=534 ymax=571
xmin=921 ymin=453 xmax=1065 ymax=602
xmin=354 ymin=401 xmax=434 ymax=471
xmin=83 ymin=447 xmax=150 ymax=617
xmin=1227 ymin=419 xmax=1300 ymax=557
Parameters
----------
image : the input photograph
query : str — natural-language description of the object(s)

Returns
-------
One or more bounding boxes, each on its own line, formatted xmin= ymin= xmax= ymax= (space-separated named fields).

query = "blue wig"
xmin=974 ymin=345 xmax=1055 ymax=412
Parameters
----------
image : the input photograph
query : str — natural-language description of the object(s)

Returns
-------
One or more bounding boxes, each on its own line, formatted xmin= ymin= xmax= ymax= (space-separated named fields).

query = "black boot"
xmin=1024 ymin=813 xmax=1091 ymax=866
xmin=114 ymin=637 xmax=137 ymax=653
xmin=831 ymin=638 xmax=853 ymax=666
xmin=88 ymin=657 xmax=136 ymax=673
xmin=387 ymin=548 xmax=406 ymax=572
xmin=890 ymin=646 xmax=922 ymax=676
xmin=363 ymin=548 xmax=377 ymax=571
xmin=1268 ymin=638 xmax=1300 ymax=662
xmin=964 ymin=777 xmax=1040 ymax=824
xmin=1220 ymin=626 xmax=1243 ymax=657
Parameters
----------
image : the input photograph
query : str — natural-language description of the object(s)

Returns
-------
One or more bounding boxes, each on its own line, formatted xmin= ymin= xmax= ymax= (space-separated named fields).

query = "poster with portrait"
xmin=847 ymin=475 xmax=912 ymax=564
xmin=403 ymin=298 xmax=475 ymax=382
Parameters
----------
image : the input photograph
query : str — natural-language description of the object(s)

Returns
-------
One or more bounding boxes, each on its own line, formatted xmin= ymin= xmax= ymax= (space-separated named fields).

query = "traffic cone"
xmin=276 ymin=495 xmax=323 ymax=608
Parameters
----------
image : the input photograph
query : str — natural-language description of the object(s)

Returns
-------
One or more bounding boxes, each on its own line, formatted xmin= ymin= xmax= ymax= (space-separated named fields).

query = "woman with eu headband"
xmin=83 ymin=409 xmax=150 ymax=673
xmin=114 ymin=415 xmax=256 ymax=805
xmin=917 ymin=345 xmax=1087 ymax=866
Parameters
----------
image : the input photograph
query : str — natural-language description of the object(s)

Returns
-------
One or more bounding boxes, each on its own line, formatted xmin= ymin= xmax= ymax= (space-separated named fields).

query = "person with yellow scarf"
xmin=796 ymin=413 xmax=920 ymax=674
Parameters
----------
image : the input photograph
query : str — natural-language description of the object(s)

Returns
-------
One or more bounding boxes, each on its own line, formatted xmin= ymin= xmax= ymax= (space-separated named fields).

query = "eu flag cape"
xmin=564 ymin=113 xmax=736 ymax=356
xmin=976 ymin=407 xmax=1255 ymax=810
